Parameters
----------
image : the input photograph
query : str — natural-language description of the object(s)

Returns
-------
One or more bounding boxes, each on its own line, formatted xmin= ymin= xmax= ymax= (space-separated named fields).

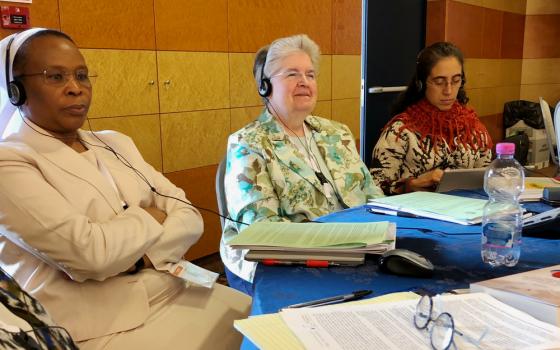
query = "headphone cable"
xmin=15 ymin=113 xmax=249 ymax=226
xmin=264 ymin=98 xmax=349 ymax=209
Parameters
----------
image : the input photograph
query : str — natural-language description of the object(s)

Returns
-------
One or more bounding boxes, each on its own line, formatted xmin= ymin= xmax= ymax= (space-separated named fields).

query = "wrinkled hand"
xmin=408 ymin=169 xmax=444 ymax=192
xmin=143 ymin=206 xmax=167 ymax=225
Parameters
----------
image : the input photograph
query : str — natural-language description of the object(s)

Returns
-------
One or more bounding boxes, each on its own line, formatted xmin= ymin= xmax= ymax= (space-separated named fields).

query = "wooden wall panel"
xmin=426 ymin=0 xmax=446 ymax=45
xmin=523 ymin=14 xmax=560 ymax=58
xmin=157 ymin=51 xmax=230 ymax=113
xmin=331 ymin=55 xmax=361 ymax=99
xmin=526 ymin=0 xmax=560 ymax=15
xmin=81 ymin=49 xmax=159 ymax=118
xmin=164 ymin=166 xmax=222 ymax=261
xmin=229 ymin=53 xmax=261 ymax=108
xmin=481 ymin=8 xmax=503 ymax=58
xmin=161 ymin=110 xmax=230 ymax=172
xmin=332 ymin=98 xmax=360 ymax=139
xmin=332 ymin=0 xmax=361 ymax=55
xmin=453 ymin=0 xmax=526 ymax=14
xmin=59 ymin=0 xmax=155 ymax=49
xmin=154 ymin=0 xmax=228 ymax=52
xmin=447 ymin=1 xmax=484 ymax=58
xmin=228 ymin=0 xmax=333 ymax=53
xmin=501 ymin=12 xmax=525 ymax=58
xmin=230 ymin=106 xmax=262 ymax=133
xmin=88 ymin=114 xmax=163 ymax=171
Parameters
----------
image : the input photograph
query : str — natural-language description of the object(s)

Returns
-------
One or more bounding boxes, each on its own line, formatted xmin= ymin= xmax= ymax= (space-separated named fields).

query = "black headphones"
xmin=258 ymin=49 xmax=272 ymax=98
xmin=5 ymin=34 xmax=27 ymax=106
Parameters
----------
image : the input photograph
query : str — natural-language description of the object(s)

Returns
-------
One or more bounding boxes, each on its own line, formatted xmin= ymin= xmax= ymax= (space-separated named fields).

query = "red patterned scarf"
xmin=388 ymin=98 xmax=493 ymax=152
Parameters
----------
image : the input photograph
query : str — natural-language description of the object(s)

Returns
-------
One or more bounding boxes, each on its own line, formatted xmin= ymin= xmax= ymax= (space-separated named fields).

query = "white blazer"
xmin=0 ymin=122 xmax=203 ymax=341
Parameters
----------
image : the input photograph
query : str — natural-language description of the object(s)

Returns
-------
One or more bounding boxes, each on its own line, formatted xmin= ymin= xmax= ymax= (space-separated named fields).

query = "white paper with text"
xmin=280 ymin=293 xmax=560 ymax=350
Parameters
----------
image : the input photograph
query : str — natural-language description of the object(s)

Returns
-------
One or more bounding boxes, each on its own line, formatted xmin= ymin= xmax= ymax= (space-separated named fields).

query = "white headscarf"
xmin=0 ymin=28 xmax=47 ymax=139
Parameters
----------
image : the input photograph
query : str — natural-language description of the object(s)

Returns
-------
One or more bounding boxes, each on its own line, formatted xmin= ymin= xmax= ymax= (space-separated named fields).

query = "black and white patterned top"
xmin=371 ymin=101 xmax=492 ymax=195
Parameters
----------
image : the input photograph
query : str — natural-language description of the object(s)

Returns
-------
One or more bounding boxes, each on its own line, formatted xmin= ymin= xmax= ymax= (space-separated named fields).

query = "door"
xmin=360 ymin=0 xmax=426 ymax=167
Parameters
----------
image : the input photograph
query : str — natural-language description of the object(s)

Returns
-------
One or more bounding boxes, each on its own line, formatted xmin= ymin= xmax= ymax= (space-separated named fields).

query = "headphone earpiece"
xmin=415 ymin=79 xmax=423 ymax=92
xmin=5 ymin=35 xmax=26 ymax=106
xmin=257 ymin=49 xmax=272 ymax=98
xmin=8 ymin=79 xmax=26 ymax=106
xmin=258 ymin=77 xmax=272 ymax=98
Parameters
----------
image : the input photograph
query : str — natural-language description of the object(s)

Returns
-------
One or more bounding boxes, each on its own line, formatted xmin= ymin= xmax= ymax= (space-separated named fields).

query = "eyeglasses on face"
xmin=15 ymin=67 xmax=97 ymax=87
xmin=270 ymin=70 xmax=317 ymax=83
xmin=426 ymin=75 xmax=463 ymax=89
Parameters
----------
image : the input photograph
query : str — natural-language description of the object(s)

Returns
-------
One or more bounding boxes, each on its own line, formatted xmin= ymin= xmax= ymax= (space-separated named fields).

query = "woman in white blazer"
xmin=0 ymin=28 xmax=250 ymax=349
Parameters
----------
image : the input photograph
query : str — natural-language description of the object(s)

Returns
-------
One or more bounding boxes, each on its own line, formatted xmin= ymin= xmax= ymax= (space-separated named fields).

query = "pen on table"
xmin=283 ymin=290 xmax=373 ymax=309
xmin=367 ymin=207 xmax=419 ymax=218
xmin=262 ymin=259 xmax=341 ymax=267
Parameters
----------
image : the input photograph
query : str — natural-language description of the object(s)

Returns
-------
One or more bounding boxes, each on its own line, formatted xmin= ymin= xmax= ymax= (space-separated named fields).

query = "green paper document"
xmin=228 ymin=221 xmax=395 ymax=254
xmin=368 ymin=192 xmax=486 ymax=225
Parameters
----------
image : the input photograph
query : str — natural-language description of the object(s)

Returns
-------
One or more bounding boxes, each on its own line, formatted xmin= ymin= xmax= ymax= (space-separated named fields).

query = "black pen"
xmin=367 ymin=207 xmax=419 ymax=218
xmin=283 ymin=290 xmax=373 ymax=309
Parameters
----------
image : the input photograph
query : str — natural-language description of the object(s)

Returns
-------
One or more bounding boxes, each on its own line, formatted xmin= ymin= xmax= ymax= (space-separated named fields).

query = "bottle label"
xmin=482 ymin=223 xmax=516 ymax=248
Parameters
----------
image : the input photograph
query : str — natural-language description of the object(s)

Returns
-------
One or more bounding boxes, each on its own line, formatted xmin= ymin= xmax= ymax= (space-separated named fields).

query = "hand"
xmin=407 ymin=169 xmax=444 ymax=192
xmin=143 ymin=206 xmax=167 ymax=225
xmin=126 ymin=255 xmax=153 ymax=274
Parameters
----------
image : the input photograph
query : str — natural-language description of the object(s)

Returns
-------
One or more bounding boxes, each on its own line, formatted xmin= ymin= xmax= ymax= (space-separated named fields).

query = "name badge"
xmin=167 ymin=260 xmax=219 ymax=288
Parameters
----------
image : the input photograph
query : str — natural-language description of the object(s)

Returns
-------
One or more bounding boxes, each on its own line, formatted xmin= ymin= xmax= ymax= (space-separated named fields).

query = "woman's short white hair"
xmin=253 ymin=34 xmax=321 ymax=86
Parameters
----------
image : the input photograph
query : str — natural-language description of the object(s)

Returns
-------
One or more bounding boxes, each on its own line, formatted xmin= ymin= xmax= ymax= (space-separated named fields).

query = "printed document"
xmin=234 ymin=292 xmax=418 ymax=350
xmin=368 ymin=192 xmax=486 ymax=225
xmin=280 ymin=293 xmax=560 ymax=350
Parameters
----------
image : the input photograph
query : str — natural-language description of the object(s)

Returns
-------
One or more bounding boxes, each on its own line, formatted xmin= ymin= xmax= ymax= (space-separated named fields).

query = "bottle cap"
xmin=496 ymin=142 xmax=515 ymax=155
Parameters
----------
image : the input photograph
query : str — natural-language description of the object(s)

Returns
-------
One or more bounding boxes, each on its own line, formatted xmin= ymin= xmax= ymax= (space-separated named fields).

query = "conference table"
xmin=241 ymin=191 xmax=560 ymax=349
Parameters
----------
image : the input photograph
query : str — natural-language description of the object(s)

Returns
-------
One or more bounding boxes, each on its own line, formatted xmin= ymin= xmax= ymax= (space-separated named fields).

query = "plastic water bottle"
xmin=481 ymin=142 xmax=525 ymax=267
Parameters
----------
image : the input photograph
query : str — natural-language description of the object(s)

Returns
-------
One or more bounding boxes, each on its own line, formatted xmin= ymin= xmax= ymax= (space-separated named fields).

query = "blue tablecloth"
xmin=241 ymin=195 xmax=560 ymax=349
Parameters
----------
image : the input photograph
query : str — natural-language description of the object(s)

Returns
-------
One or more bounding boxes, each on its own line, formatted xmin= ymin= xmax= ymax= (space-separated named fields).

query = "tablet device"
xmin=436 ymin=168 xmax=486 ymax=193
xmin=523 ymin=207 xmax=560 ymax=229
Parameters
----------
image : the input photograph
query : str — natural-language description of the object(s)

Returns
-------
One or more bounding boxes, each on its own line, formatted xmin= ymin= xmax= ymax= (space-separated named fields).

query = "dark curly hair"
xmin=391 ymin=42 xmax=468 ymax=116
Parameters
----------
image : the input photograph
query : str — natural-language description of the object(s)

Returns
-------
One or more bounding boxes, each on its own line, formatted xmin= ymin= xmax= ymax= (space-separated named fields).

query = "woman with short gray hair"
xmin=220 ymin=34 xmax=384 ymax=294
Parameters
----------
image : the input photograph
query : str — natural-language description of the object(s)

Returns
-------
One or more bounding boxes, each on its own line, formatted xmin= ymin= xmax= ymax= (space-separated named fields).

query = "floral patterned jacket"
xmin=220 ymin=109 xmax=384 ymax=282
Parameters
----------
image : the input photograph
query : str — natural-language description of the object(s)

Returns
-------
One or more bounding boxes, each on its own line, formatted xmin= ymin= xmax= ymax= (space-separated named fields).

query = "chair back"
xmin=215 ymin=156 xmax=228 ymax=231
xmin=539 ymin=97 xmax=558 ymax=165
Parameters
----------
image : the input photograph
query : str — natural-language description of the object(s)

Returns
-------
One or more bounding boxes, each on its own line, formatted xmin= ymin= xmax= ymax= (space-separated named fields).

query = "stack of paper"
xmin=234 ymin=292 xmax=419 ymax=350
xmin=236 ymin=292 xmax=560 ymax=349
xmin=471 ymin=264 xmax=560 ymax=326
xmin=227 ymin=221 xmax=396 ymax=256
xmin=368 ymin=192 xmax=487 ymax=225
xmin=520 ymin=177 xmax=560 ymax=202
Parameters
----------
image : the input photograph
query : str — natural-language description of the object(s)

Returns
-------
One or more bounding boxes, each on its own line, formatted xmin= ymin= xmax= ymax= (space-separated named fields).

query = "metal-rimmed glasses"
xmin=15 ymin=67 xmax=97 ymax=87
xmin=414 ymin=295 xmax=488 ymax=350
xmin=426 ymin=75 xmax=463 ymax=89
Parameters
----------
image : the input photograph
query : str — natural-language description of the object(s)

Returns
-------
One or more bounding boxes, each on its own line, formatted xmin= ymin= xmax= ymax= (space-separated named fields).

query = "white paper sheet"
xmin=280 ymin=293 xmax=560 ymax=350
